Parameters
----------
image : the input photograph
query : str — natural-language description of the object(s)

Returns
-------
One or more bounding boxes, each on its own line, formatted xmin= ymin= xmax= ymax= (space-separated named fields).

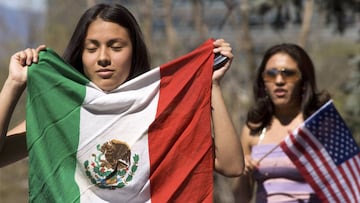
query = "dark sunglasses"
xmin=262 ymin=68 xmax=301 ymax=82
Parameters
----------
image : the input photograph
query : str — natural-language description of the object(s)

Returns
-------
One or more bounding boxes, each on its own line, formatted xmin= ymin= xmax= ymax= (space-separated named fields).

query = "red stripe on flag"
xmin=347 ymin=158 xmax=360 ymax=202
xmin=280 ymin=136 xmax=328 ymax=201
xmin=281 ymin=101 xmax=360 ymax=203
xmin=338 ymin=163 xmax=357 ymax=202
xmin=280 ymin=134 xmax=326 ymax=199
xmin=347 ymin=159 xmax=360 ymax=201
xmin=298 ymin=129 xmax=351 ymax=203
xmin=354 ymin=155 xmax=360 ymax=184
xmin=351 ymin=155 xmax=360 ymax=197
xmin=294 ymin=131 xmax=341 ymax=202
xmin=148 ymin=39 xmax=214 ymax=202
xmin=285 ymin=131 xmax=343 ymax=202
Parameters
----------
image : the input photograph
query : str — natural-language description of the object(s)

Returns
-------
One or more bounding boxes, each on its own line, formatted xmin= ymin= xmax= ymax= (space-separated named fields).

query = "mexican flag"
xmin=26 ymin=39 xmax=215 ymax=202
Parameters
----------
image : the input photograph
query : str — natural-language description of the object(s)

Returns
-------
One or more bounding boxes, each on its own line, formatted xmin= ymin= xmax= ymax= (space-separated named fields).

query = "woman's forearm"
xmin=211 ymin=84 xmax=244 ymax=177
xmin=0 ymin=78 xmax=26 ymax=152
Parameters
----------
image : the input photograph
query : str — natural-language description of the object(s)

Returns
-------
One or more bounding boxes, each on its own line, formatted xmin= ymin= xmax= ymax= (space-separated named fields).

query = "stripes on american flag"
xmin=280 ymin=100 xmax=360 ymax=203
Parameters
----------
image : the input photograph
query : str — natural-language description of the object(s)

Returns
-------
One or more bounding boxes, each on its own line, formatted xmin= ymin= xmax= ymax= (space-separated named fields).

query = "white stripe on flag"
xmin=280 ymin=100 xmax=360 ymax=203
xmin=26 ymin=39 xmax=215 ymax=202
xmin=75 ymin=67 xmax=161 ymax=202
xmin=283 ymin=130 xmax=333 ymax=201
xmin=298 ymin=128 xmax=356 ymax=203
xmin=342 ymin=160 xmax=360 ymax=202
xmin=346 ymin=156 xmax=360 ymax=200
xmin=283 ymin=126 xmax=358 ymax=203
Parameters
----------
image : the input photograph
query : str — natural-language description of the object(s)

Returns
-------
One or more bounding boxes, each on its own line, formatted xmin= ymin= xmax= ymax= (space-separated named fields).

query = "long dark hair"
xmin=246 ymin=43 xmax=330 ymax=135
xmin=62 ymin=3 xmax=150 ymax=81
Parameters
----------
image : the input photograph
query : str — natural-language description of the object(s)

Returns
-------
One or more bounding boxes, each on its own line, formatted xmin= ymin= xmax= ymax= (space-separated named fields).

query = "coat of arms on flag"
xmin=83 ymin=139 xmax=139 ymax=189
xmin=280 ymin=100 xmax=360 ymax=203
xmin=26 ymin=39 xmax=216 ymax=202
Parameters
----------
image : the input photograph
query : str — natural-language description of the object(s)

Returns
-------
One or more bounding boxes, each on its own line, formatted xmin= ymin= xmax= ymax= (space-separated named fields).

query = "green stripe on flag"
xmin=26 ymin=48 xmax=89 ymax=202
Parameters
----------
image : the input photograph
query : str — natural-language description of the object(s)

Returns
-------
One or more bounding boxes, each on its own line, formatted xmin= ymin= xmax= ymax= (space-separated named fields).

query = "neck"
xmin=274 ymin=105 xmax=302 ymax=126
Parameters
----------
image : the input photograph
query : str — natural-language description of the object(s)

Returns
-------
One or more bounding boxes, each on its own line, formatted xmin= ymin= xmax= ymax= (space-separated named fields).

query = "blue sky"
xmin=0 ymin=0 xmax=47 ymax=51
xmin=0 ymin=0 xmax=47 ymax=12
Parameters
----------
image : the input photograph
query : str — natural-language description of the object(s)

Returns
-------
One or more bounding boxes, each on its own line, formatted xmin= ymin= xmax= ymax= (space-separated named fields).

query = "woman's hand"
xmin=211 ymin=39 xmax=244 ymax=177
xmin=0 ymin=45 xmax=45 ymax=162
xmin=243 ymin=154 xmax=259 ymax=176
xmin=8 ymin=45 xmax=46 ymax=87
xmin=212 ymin=39 xmax=233 ymax=85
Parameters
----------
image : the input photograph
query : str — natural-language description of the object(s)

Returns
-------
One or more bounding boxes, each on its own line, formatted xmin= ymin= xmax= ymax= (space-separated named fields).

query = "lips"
xmin=96 ymin=69 xmax=114 ymax=79
xmin=274 ymin=88 xmax=287 ymax=97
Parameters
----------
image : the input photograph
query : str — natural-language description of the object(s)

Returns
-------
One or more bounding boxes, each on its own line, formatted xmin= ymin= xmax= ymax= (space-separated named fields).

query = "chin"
xmin=95 ymin=81 xmax=122 ymax=92
xmin=273 ymin=98 xmax=290 ymax=107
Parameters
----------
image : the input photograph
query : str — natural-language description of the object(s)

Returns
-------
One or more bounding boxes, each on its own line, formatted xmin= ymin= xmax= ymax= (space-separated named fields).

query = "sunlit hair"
xmin=246 ymin=43 xmax=330 ymax=135
xmin=62 ymin=3 xmax=150 ymax=81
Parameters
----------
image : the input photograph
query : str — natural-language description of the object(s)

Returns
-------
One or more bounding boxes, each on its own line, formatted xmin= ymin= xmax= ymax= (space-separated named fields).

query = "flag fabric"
xmin=26 ymin=39 xmax=215 ymax=202
xmin=280 ymin=100 xmax=360 ymax=203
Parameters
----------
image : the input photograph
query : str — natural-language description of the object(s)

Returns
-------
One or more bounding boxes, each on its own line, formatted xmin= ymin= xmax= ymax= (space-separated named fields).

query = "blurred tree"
xmin=141 ymin=0 xmax=154 ymax=51
xmin=163 ymin=0 xmax=178 ymax=60
xmin=319 ymin=0 xmax=359 ymax=35
xmin=297 ymin=0 xmax=313 ymax=47
xmin=238 ymin=0 xmax=256 ymax=80
xmin=192 ymin=0 xmax=208 ymax=41
xmin=0 ymin=1 xmax=359 ymax=203
xmin=87 ymin=0 xmax=96 ymax=6
xmin=341 ymin=54 xmax=360 ymax=144
xmin=45 ymin=0 xmax=87 ymax=54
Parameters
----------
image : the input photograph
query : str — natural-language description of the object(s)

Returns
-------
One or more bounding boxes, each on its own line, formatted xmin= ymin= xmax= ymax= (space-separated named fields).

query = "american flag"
xmin=280 ymin=100 xmax=360 ymax=203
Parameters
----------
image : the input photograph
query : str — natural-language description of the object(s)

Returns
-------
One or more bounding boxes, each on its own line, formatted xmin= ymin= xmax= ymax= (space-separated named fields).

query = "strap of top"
xmin=258 ymin=127 xmax=267 ymax=144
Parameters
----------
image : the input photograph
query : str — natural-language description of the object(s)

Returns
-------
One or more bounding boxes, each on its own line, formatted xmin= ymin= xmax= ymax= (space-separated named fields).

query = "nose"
xmin=275 ymin=73 xmax=285 ymax=85
xmin=97 ymin=48 xmax=111 ymax=67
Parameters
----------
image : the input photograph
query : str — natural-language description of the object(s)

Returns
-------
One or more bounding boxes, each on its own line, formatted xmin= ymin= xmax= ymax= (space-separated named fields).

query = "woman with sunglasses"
xmin=233 ymin=43 xmax=330 ymax=203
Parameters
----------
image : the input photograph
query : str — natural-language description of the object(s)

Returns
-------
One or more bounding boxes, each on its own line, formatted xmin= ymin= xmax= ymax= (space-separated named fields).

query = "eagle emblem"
xmin=84 ymin=139 xmax=139 ymax=189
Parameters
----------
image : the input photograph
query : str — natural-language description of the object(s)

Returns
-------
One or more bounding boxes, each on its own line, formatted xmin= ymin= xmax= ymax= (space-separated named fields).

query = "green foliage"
xmin=311 ymin=41 xmax=360 ymax=144
xmin=341 ymin=54 xmax=360 ymax=144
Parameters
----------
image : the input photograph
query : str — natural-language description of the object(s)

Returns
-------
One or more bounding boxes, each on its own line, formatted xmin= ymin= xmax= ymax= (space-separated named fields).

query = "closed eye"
xmin=85 ymin=47 xmax=97 ymax=53
xmin=111 ymin=46 xmax=123 ymax=51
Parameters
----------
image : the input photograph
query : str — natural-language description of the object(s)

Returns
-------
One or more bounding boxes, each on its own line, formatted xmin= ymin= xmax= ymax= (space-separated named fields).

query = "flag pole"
xmin=257 ymin=143 xmax=280 ymax=163
xmin=257 ymin=129 xmax=295 ymax=163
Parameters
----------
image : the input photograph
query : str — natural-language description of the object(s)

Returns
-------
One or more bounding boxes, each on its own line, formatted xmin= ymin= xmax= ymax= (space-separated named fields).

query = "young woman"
xmin=0 ymin=3 xmax=243 ymax=201
xmin=233 ymin=43 xmax=330 ymax=203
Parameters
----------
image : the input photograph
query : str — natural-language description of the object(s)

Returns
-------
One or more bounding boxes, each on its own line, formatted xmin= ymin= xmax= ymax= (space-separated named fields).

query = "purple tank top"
xmin=251 ymin=144 xmax=321 ymax=203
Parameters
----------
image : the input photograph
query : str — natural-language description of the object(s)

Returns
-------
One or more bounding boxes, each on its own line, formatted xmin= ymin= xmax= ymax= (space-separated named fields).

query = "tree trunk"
xmin=163 ymin=0 xmax=177 ymax=59
xmin=86 ymin=0 xmax=95 ymax=7
xmin=238 ymin=0 xmax=256 ymax=80
xmin=192 ymin=0 xmax=208 ymax=41
xmin=142 ymin=0 xmax=154 ymax=51
xmin=298 ymin=0 xmax=314 ymax=47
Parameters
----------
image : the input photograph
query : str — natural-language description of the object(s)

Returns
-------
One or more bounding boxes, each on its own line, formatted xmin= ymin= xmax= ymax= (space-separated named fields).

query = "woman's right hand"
xmin=243 ymin=154 xmax=259 ymax=176
xmin=8 ymin=45 xmax=46 ymax=87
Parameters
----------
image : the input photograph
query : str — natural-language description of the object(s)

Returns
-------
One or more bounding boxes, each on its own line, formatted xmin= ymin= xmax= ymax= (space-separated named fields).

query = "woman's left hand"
xmin=212 ymin=39 xmax=233 ymax=85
